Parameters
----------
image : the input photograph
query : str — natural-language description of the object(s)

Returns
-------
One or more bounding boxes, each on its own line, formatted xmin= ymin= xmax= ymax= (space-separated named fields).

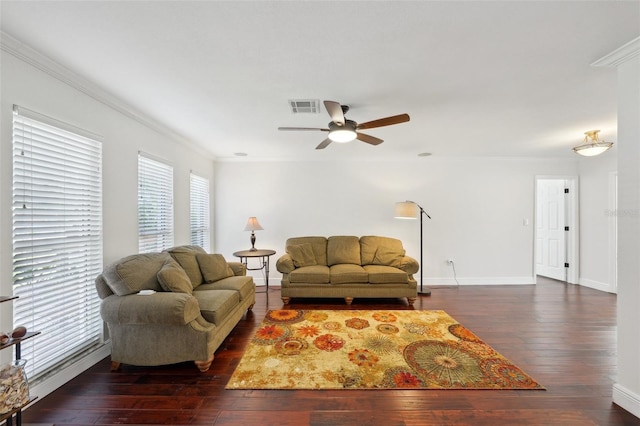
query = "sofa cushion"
xmin=95 ymin=275 xmax=114 ymax=299
xmin=286 ymin=237 xmax=328 ymax=266
xmin=197 ymin=253 xmax=234 ymax=283
xmin=363 ymin=265 xmax=409 ymax=284
xmin=164 ymin=245 xmax=207 ymax=288
xmin=194 ymin=289 xmax=240 ymax=326
xmin=157 ymin=259 xmax=193 ymax=294
xmin=288 ymin=243 xmax=317 ymax=267
xmin=330 ymin=264 xmax=369 ymax=284
xmin=373 ymin=246 xmax=406 ymax=268
xmin=360 ymin=236 xmax=406 ymax=265
xmin=327 ymin=236 xmax=361 ymax=266
xmin=289 ymin=265 xmax=330 ymax=284
xmin=101 ymin=252 xmax=170 ymax=296
xmin=194 ymin=275 xmax=254 ymax=301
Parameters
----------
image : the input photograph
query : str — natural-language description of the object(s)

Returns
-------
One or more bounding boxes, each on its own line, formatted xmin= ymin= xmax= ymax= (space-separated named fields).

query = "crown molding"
xmin=592 ymin=36 xmax=640 ymax=68
xmin=0 ymin=31 xmax=214 ymax=159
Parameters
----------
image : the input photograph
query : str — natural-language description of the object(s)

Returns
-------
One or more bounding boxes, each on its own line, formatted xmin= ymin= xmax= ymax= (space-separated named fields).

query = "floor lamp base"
xmin=418 ymin=287 xmax=431 ymax=296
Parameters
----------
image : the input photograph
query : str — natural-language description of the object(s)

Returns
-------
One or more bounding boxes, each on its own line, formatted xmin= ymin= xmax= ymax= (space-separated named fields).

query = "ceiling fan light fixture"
xmin=328 ymin=120 xmax=357 ymax=143
xmin=572 ymin=130 xmax=613 ymax=157
xmin=328 ymin=128 xmax=357 ymax=143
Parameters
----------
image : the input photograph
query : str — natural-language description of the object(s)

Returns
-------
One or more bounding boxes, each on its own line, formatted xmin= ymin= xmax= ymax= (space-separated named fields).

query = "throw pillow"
xmin=104 ymin=252 xmax=169 ymax=296
xmin=327 ymin=236 xmax=361 ymax=266
xmin=157 ymin=260 xmax=193 ymax=294
xmin=287 ymin=243 xmax=317 ymax=267
xmin=373 ymin=246 xmax=406 ymax=267
xmin=164 ymin=245 xmax=207 ymax=287
xmin=196 ymin=253 xmax=235 ymax=283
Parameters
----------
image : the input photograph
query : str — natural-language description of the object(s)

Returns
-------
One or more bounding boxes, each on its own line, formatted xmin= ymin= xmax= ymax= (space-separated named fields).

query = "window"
xmin=12 ymin=105 xmax=103 ymax=380
xmin=190 ymin=173 xmax=210 ymax=252
xmin=138 ymin=153 xmax=174 ymax=253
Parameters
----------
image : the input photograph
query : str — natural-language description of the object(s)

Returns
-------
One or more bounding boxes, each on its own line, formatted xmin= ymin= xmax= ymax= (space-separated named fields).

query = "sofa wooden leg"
xmin=282 ymin=297 xmax=291 ymax=304
xmin=407 ymin=297 xmax=416 ymax=306
xmin=248 ymin=303 xmax=255 ymax=311
xmin=344 ymin=297 xmax=353 ymax=305
xmin=110 ymin=361 xmax=121 ymax=372
xmin=194 ymin=355 xmax=214 ymax=372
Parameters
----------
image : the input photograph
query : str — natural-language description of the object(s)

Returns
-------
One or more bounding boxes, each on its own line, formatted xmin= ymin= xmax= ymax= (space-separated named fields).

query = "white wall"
xmin=601 ymin=39 xmax=640 ymax=419
xmin=578 ymin=151 xmax=617 ymax=292
xmin=214 ymin=157 xmax=578 ymax=287
xmin=0 ymin=43 xmax=215 ymax=390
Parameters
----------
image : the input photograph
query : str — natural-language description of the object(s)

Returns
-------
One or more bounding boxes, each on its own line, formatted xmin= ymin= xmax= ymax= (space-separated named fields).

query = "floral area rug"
xmin=226 ymin=310 xmax=544 ymax=390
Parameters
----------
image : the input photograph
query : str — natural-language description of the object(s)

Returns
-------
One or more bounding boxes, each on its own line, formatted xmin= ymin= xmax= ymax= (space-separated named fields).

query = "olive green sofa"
xmin=276 ymin=236 xmax=418 ymax=305
xmin=95 ymin=245 xmax=255 ymax=372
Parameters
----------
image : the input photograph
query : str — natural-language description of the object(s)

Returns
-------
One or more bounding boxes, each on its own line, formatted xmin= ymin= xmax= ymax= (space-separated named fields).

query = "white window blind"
xmin=138 ymin=153 xmax=174 ymax=253
xmin=190 ymin=173 xmax=210 ymax=252
xmin=12 ymin=105 xmax=103 ymax=381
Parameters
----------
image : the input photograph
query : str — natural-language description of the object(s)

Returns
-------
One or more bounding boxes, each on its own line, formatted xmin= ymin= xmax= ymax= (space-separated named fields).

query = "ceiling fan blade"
xmin=356 ymin=132 xmax=383 ymax=145
xmin=324 ymin=100 xmax=345 ymax=125
xmin=316 ymin=138 xmax=332 ymax=150
xmin=357 ymin=113 xmax=410 ymax=130
xmin=278 ymin=127 xmax=329 ymax=131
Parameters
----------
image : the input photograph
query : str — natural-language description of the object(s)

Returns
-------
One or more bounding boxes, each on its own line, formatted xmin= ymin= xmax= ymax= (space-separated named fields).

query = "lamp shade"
xmin=243 ymin=217 xmax=264 ymax=231
xmin=394 ymin=201 xmax=418 ymax=219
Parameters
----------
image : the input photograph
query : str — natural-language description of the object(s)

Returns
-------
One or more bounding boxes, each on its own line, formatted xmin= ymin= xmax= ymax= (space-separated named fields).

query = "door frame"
xmin=534 ymin=175 xmax=579 ymax=284
xmin=608 ymin=171 xmax=618 ymax=293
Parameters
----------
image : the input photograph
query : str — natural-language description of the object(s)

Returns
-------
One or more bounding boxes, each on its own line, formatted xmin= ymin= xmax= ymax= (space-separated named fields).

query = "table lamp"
xmin=244 ymin=217 xmax=263 ymax=251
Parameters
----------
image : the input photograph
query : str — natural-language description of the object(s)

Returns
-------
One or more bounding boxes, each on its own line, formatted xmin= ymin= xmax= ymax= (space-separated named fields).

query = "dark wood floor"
xmin=20 ymin=277 xmax=640 ymax=425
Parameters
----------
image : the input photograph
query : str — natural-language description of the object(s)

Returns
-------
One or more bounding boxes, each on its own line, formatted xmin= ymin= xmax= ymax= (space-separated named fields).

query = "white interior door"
xmin=536 ymin=179 xmax=566 ymax=280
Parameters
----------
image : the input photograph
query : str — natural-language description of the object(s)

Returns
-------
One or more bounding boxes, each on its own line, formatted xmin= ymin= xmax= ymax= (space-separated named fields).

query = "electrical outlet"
xmin=447 ymin=259 xmax=454 ymax=265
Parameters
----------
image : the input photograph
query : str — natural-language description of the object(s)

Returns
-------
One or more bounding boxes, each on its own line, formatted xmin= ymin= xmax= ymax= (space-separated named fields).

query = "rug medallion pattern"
xmin=226 ymin=310 xmax=544 ymax=390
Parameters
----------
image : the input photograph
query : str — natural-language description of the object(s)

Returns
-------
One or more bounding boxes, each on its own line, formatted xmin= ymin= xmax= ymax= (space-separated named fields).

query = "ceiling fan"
xmin=278 ymin=100 xmax=410 ymax=150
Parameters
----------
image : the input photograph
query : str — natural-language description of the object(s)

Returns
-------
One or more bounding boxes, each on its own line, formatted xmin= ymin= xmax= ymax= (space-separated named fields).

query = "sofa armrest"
xmin=228 ymin=261 xmax=247 ymax=276
xmin=276 ymin=254 xmax=295 ymax=274
xmin=100 ymin=292 xmax=202 ymax=326
xmin=398 ymin=256 xmax=420 ymax=275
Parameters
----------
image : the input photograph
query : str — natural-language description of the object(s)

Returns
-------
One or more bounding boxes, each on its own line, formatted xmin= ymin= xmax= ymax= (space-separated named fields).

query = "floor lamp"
xmin=395 ymin=200 xmax=431 ymax=296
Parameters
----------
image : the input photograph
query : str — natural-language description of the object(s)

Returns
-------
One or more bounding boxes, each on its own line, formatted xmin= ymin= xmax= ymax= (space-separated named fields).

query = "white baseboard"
xmin=613 ymin=383 xmax=640 ymax=419
xmin=579 ymin=278 xmax=616 ymax=293
xmin=27 ymin=343 xmax=111 ymax=410
xmin=424 ymin=276 xmax=536 ymax=286
xmin=251 ymin=276 xmax=282 ymax=287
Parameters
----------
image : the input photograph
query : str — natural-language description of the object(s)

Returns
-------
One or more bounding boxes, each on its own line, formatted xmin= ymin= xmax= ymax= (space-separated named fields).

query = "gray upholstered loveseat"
xmin=276 ymin=236 xmax=418 ymax=306
xmin=95 ymin=245 xmax=255 ymax=372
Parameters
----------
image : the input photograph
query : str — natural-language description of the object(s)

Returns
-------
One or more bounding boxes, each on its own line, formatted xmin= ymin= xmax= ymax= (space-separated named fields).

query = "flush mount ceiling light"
xmin=573 ymin=130 xmax=613 ymax=157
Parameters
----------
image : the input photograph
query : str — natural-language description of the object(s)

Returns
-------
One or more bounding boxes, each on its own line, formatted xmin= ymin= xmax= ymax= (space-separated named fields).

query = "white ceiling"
xmin=1 ymin=1 xmax=638 ymax=160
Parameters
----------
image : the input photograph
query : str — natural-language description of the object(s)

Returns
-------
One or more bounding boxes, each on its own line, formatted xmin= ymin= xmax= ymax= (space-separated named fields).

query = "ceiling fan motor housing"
xmin=329 ymin=120 xmax=357 ymax=131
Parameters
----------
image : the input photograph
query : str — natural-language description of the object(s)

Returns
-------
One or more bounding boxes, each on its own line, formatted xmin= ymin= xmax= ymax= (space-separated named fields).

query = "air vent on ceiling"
xmin=289 ymin=99 xmax=321 ymax=114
